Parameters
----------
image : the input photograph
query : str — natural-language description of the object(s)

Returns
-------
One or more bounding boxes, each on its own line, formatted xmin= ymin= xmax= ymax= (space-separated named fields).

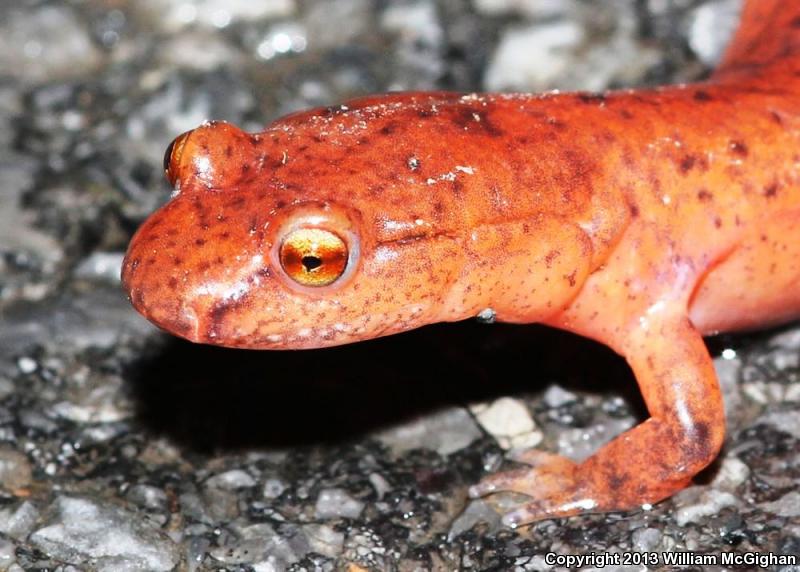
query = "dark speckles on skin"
xmin=679 ymin=154 xmax=708 ymax=174
xmin=229 ymin=196 xmax=247 ymax=210
xmin=680 ymin=155 xmax=696 ymax=173
xmin=322 ymin=104 xmax=349 ymax=117
xmin=729 ymin=140 xmax=748 ymax=157
xmin=628 ymin=203 xmax=640 ymax=218
xmin=697 ymin=189 xmax=713 ymax=202
xmin=168 ymin=277 xmax=178 ymax=290
xmin=714 ymin=216 xmax=723 ymax=228
xmin=208 ymin=295 xmax=247 ymax=338
xmin=577 ymin=93 xmax=607 ymax=105
xmin=688 ymin=421 xmax=712 ymax=461
xmin=619 ymin=109 xmax=634 ymax=120
xmin=693 ymin=90 xmax=713 ymax=102
xmin=544 ymin=249 xmax=560 ymax=268
xmin=380 ymin=122 xmax=399 ymax=135
xmin=791 ymin=15 xmax=800 ymax=28
xmin=451 ymin=107 xmax=505 ymax=137
xmin=764 ymin=182 xmax=779 ymax=197
xmin=195 ymin=238 xmax=206 ymax=246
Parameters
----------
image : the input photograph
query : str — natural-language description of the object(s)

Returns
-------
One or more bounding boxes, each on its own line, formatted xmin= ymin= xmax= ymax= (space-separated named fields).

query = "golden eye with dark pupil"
xmin=279 ymin=228 xmax=348 ymax=287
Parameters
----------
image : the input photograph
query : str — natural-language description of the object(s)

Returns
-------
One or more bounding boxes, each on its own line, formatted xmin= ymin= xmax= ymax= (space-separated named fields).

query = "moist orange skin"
xmin=123 ymin=0 xmax=800 ymax=526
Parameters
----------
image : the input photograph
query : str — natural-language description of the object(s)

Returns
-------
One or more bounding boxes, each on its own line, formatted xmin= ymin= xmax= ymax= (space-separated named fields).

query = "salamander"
xmin=122 ymin=0 xmax=800 ymax=526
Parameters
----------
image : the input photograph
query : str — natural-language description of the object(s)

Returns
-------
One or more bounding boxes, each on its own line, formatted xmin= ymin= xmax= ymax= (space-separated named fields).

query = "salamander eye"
xmin=164 ymin=131 xmax=191 ymax=187
xmin=279 ymin=228 xmax=348 ymax=287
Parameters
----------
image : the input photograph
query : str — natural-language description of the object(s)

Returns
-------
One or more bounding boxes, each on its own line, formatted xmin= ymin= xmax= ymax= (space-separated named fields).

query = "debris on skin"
xmin=0 ymin=0 xmax=798 ymax=569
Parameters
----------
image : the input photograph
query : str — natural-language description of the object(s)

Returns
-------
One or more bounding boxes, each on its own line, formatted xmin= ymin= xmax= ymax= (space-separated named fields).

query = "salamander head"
xmin=122 ymin=110 xmax=471 ymax=349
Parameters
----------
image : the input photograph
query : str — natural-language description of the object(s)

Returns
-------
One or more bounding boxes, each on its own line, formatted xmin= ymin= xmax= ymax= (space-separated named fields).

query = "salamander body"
xmin=123 ymin=0 xmax=800 ymax=525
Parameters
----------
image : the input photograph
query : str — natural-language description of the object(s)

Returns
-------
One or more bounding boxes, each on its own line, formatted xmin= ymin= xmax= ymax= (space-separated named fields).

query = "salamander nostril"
xmin=302 ymin=255 xmax=322 ymax=271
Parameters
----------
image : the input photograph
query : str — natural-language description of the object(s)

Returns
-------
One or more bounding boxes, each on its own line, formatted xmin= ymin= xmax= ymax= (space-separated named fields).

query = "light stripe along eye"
xmin=279 ymin=228 xmax=348 ymax=287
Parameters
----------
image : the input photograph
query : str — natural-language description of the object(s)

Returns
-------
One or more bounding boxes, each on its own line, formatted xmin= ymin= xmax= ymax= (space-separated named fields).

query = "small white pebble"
xmin=17 ymin=357 xmax=37 ymax=374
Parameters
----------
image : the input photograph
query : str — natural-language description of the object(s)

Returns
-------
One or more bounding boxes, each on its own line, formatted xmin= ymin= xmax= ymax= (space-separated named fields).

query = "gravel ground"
xmin=1 ymin=0 xmax=799 ymax=570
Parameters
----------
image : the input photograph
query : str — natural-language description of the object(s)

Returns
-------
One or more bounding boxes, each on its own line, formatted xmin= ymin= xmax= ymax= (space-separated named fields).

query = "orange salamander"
xmin=123 ymin=0 xmax=800 ymax=527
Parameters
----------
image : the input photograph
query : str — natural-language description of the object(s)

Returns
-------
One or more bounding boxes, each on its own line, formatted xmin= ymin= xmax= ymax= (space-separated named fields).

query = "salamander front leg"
xmin=469 ymin=314 xmax=726 ymax=526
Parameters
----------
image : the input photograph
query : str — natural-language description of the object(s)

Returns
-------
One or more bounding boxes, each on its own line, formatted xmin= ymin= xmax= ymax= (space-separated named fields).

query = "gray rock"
xmin=631 ymin=527 xmax=662 ymax=552
xmin=484 ymin=21 xmax=585 ymax=91
xmin=303 ymin=524 xmax=345 ymax=558
xmin=0 ymin=377 xmax=14 ymax=401
xmin=209 ymin=522 xmax=304 ymax=567
xmin=30 ymin=496 xmax=180 ymax=571
xmin=448 ymin=499 xmax=502 ymax=540
xmin=473 ymin=0 xmax=578 ymax=18
xmin=0 ymin=6 xmax=103 ymax=84
xmin=757 ymin=411 xmax=800 ymax=440
xmin=471 ymin=396 xmax=542 ymax=450
xmin=304 ymin=0 xmax=371 ymax=49
xmin=687 ymin=0 xmax=743 ymax=66
xmin=262 ymin=477 xmax=288 ymax=499
xmin=0 ymin=501 xmax=39 ymax=540
xmin=314 ymin=488 xmax=364 ymax=520
xmin=673 ymin=488 xmax=739 ymax=526
xmin=0 ymin=537 xmax=15 ymax=569
xmin=73 ymin=252 xmax=125 ymax=284
xmin=202 ymin=487 xmax=241 ymax=522
xmin=126 ymin=484 xmax=169 ymax=512
xmin=0 ymin=447 xmax=32 ymax=491
xmin=375 ymin=406 xmax=482 ymax=456
xmin=761 ymin=491 xmax=800 ymax=518
xmin=381 ymin=1 xmax=445 ymax=89
xmin=543 ymin=384 xmax=578 ymax=408
xmin=50 ymin=379 xmax=132 ymax=424
xmin=205 ymin=469 xmax=256 ymax=491
xmin=710 ymin=456 xmax=750 ymax=492
xmin=137 ymin=0 xmax=296 ymax=32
